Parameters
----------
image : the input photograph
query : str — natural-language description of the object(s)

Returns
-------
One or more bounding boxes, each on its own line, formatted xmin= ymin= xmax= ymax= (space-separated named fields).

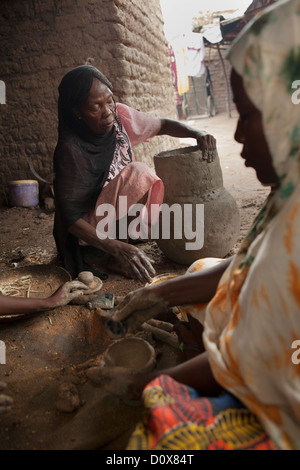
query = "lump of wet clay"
xmin=55 ymin=382 xmax=80 ymax=413
xmin=77 ymin=271 xmax=102 ymax=293
xmin=70 ymin=271 xmax=103 ymax=304
xmin=78 ymin=271 xmax=94 ymax=286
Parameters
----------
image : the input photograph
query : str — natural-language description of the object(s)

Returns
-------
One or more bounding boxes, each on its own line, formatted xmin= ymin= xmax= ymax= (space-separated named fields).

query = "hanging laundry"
xmin=185 ymin=32 xmax=206 ymax=78
xmin=202 ymin=23 xmax=223 ymax=45
xmin=168 ymin=45 xmax=181 ymax=105
xmin=170 ymin=35 xmax=189 ymax=95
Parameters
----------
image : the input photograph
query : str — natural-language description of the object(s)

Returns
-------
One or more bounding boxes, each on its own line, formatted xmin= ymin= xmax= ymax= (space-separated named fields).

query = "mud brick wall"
xmin=205 ymin=46 xmax=233 ymax=115
xmin=0 ymin=0 xmax=176 ymax=205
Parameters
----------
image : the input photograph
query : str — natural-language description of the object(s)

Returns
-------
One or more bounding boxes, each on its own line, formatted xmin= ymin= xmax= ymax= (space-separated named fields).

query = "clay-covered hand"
xmin=196 ymin=131 xmax=216 ymax=162
xmin=113 ymin=242 xmax=156 ymax=284
xmin=0 ymin=382 xmax=13 ymax=415
xmin=46 ymin=280 xmax=89 ymax=309
xmin=111 ymin=287 xmax=169 ymax=333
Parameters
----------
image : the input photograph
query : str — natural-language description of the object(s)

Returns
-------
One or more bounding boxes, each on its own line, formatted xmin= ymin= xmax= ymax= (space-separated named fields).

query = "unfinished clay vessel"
xmin=104 ymin=337 xmax=156 ymax=372
xmin=154 ymin=145 xmax=240 ymax=265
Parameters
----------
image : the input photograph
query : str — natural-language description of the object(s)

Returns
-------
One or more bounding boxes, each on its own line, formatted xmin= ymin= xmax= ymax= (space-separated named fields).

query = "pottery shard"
xmin=55 ymin=382 xmax=80 ymax=413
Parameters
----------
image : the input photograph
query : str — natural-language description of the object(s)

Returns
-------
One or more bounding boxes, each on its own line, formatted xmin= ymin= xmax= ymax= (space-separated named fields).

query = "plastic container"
xmin=8 ymin=180 xmax=39 ymax=207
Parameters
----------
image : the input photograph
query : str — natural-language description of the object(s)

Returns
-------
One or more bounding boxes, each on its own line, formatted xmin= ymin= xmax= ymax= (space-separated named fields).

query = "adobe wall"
xmin=205 ymin=46 xmax=233 ymax=115
xmin=0 ymin=0 xmax=176 ymax=205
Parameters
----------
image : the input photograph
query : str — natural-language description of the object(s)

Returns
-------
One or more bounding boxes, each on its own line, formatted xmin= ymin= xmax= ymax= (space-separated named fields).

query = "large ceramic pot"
xmin=153 ymin=145 xmax=240 ymax=265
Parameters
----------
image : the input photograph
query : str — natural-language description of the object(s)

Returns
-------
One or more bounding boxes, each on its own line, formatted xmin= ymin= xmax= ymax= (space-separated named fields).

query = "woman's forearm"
xmin=0 ymin=295 xmax=51 ymax=315
xmin=133 ymin=352 xmax=223 ymax=396
xmin=69 ymin=218 xmax=156 ymax=283
xmin=68 ymin=218 xmax=119 ymax=256
xmin=147 ymin=256 xmax=232 ymax=307
xmin=158 ymin=118 xmax=205 ymax=140
xmin=69 ymin=218 xmax=103 ymax=246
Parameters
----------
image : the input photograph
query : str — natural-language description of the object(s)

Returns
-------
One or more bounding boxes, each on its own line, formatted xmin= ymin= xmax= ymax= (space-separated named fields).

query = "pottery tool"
xmin=87 ymin=293 xmax=115 ymax=310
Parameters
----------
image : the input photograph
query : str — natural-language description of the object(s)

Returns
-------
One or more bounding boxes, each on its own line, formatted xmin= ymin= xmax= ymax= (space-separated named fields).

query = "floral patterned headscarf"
xmin=228 ymin=0 xmax=300 ymax=259
xmin=204 ymin=0 xmax=300 ymax=450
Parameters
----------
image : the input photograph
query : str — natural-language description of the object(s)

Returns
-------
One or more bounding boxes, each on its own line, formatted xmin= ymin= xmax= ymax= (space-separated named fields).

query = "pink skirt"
xmin=79 ymin=162 xmax=164 ymax=244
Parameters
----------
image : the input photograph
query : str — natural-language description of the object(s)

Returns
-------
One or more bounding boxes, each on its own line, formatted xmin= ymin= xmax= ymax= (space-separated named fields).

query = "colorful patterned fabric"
xmin=203 ymin=0 xmax=300 ymax=450
xmin=126 ymin=375 xmax=275 ymax=450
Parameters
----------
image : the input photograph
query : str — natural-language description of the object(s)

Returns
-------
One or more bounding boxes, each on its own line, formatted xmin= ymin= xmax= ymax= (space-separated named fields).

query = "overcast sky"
xmin=160 ymin=0 xmax=253 ymax=40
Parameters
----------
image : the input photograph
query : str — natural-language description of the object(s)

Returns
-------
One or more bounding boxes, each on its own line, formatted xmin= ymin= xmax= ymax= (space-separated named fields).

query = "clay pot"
xmin=104 ymin=337 xmax=156 ymax=373
xmin=153 ymin=145 xmax=240 ymax=265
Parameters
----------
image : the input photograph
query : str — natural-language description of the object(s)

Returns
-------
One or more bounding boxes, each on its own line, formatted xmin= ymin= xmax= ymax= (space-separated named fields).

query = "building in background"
xmin=0 ymin=0 xmax=176 ymax=206
xmin=168 ymin=0 xmax=278 ymax=119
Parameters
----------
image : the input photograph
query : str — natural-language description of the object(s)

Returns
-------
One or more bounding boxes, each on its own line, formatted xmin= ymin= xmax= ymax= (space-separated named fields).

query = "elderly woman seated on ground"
xmin=97 ymin=0 xmax=300 ymax=451
xmin=53 ymin=65 xmax=216 ymax=283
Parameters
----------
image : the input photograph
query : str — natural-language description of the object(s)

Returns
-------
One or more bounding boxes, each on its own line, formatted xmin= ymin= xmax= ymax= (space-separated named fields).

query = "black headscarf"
xmin=53 ymin=65 xmax=116 ymax=278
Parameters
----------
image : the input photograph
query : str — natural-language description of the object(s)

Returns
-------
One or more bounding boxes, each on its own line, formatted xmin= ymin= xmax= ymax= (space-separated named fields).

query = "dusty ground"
xmin=0 ymin=111 xmax=270 ymax=450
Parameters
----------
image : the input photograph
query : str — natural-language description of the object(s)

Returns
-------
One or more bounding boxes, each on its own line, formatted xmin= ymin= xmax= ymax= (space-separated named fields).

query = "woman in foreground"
xmin=109 ymin=0 xmax=300 ymax=450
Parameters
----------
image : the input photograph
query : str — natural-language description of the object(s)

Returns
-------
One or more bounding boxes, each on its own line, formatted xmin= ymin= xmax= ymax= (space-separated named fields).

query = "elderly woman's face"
xmin=75 ymin=78 xmax=115 ymax=134
xmin=231 ymin=69 xmax=279 ymax=187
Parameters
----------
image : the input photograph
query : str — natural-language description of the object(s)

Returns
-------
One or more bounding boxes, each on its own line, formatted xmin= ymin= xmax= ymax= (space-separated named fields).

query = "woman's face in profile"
xmin=75 ymin=78 xmax=115 ymax=135
xmin=231 ymin=69 xmax=279 ymax=187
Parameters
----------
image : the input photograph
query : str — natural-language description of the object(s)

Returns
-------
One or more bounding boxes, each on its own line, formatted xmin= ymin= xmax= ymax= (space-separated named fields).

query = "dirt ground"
xmin=0 ymin=110 xmax=270 ymax=450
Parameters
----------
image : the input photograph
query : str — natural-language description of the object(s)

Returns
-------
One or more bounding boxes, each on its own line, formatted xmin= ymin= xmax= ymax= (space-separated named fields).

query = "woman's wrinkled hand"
xmin=0 ymin=382 xmax=13 ymax=415
xmin=196 ymin=132 xmax=217 ymax=162
xmin=111 ymin=287 xmax=169 ymax=333
xmin=112 ymin=242 xmax=156 ymax=284
xmin=47 ymin=280 xmax=89 ymax=309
